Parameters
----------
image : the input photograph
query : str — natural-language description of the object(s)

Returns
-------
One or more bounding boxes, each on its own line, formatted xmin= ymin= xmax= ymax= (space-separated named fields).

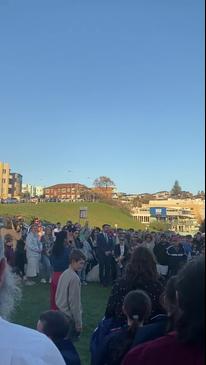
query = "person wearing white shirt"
xmin=0 ymin=234 xmax=66 ymax=365
xmin=25 ymin=224 xmax=42 ymax=285
xmin=53 ymin=222 xmax=62 ymax=241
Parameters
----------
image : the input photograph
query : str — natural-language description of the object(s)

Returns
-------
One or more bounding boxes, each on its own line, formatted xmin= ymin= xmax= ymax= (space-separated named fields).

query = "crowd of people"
xmin=0 ymin=215 xmax=205 ymax=365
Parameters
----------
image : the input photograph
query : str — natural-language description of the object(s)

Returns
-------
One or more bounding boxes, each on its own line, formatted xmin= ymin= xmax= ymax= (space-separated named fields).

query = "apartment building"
xmin=44 ymin=183 xmax=86 ymax=201
xmin=8 ymin=173 xmax=23 ymax=200
xmin=148 ymin=198 xmax=205 ymax=223
xmin=0 ymin=162 xmax=10 ymax=199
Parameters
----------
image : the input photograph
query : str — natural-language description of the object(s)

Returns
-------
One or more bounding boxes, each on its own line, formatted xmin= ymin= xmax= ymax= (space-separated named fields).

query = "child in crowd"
xmin=122 ymin=257 xmax=204 ymax=365
xmin=4 ymin=234 xmax=15 ymax=268
xmin=93 ymin=290 xmax=152 ymax=365
xmin=37 ymin=310 xmax=81 ymax=365
xmin=15 ymin=238 xmax=27 ymax=278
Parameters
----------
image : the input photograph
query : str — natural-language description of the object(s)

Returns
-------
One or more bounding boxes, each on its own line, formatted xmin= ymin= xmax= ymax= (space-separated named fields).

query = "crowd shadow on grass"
xmin=12 ymin=282 xmax=111 ymax=365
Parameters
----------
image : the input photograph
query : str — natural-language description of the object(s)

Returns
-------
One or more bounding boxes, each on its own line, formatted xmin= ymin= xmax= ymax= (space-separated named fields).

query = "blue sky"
xmin=0 ymin=0 xmax=204 ymax=193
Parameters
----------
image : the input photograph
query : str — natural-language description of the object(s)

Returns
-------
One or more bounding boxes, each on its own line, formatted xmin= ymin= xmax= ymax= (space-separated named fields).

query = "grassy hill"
xmin=0 ymin=202 xmax=142 ymax=229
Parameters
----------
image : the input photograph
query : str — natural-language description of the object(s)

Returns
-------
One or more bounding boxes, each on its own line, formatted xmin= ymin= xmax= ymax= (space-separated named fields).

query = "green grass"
xmin=0 ymin=202 xmax=142 ymax=229
xmin=12 ymin=283 xmax=110 ymax=365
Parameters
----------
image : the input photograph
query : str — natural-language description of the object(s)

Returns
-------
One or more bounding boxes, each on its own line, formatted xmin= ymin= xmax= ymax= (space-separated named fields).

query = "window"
xmin=3 ymin=169 xmax=7 ymax=174
xmin=2 ymin=178 xmax=6 ymax=184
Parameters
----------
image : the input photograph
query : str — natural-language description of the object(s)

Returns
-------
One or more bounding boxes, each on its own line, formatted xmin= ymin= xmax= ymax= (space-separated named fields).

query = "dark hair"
xmin=110 ymin=290 xmax=151 ymax=364
xmin=69 ymin=249 xmax=86 ymax=263
xmin=123 ymin=290 xmax=152 ymax=323
xmin=145 ymin=234 xmax=152 ymax=240
xmin=102 ymin=224 xmax=110 ymax=229
xmin=39 ymin=310 xmax=69 ymax=341
xmin=126 ymin=247 xmax=158 ymax=286
xmin=175 ymin=257 xmax=205 ymax=346
xmin=161 ymin=276 xmax=177 ymax=311
xmin=160 ymin=276 xmax=178 ymax=332
xmin=52 ymin=231 xmax=67 ymax=257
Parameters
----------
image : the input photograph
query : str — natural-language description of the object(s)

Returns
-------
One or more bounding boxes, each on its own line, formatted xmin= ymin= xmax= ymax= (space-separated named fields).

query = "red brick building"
xmin=44 ymin=183 xmax=86 ymax=201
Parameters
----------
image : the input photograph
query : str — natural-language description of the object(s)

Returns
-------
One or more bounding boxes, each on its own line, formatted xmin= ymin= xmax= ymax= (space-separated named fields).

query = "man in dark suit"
xmin=114 ymin=231 xmax=130 ymax=277
xmin=96 ymin=224 xmax=114 ymax=286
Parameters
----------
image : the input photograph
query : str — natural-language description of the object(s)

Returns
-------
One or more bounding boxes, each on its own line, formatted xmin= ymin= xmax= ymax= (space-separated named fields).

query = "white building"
xmin=22 ymin=184 xmax=44 ymax=197
xmin=35 ymin=186 xmax=44 ymax=197
xmin=131 ymin=204 xmax=200 ymax=234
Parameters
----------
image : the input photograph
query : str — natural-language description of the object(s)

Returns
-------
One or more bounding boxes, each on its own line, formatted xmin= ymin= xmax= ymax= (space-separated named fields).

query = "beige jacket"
xmin=0 ymin=227 xmax=21 ymax=249
xmin=55 ymin=267 xmax=82 ymax=327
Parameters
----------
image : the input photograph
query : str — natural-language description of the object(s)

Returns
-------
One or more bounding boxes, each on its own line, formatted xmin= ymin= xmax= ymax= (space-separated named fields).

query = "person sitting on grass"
xmin=122 ymin=257 xmax=205 ymax=365
xmin=37 ymin=310 xmax=81 ymax=365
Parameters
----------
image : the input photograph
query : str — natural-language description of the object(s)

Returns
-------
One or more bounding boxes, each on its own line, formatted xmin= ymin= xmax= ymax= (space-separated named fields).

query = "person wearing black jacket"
xmin=153 ymin=234 xmax=169 ymax=277
xmin=166 ymin=236 xmax=187 ymax=276
xmin=114 ymin=232 xmax=130 ymax=278
xmin=96 ymin=224 xmax=114 ymax=286
xmin=37 ymin=310 xmax=81 ymax=365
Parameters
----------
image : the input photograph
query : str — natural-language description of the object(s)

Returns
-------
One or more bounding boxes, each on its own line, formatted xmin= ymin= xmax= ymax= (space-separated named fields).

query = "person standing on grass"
xmin=122 ymin=257 xmax=204 ymax=365
xmin=4 ymin=235 xmax=15 ymax=269
xmin=0 ymin=235 xmax=66 ymax=365
xmin=40 ymin=226 xmax=54 ymax=284
xmin=14 ymin=238 xmax=27 ymax=279
xmin=53 ymin=222 xmax=62 ymax=241
xmin=114 ymin=231 xmax=129 ymax=278
xmin=0 ymin=217 xmax=22 ymax=250
xmin=166 ymin=236 xmax=187 ymax=276
xmin=50 ymin=231 xmax=70 ymax=310
xmin=55 ymin=250 xmax=86 ymax=341
xmin=25 ymin=224 xmax=42 ymax=286
xmin=96 ymin=224 xmax=115 ymax=287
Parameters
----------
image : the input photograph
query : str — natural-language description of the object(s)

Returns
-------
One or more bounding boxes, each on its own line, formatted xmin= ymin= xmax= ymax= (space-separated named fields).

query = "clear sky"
xmin=0 ymin=0 xmax=204 ymax=194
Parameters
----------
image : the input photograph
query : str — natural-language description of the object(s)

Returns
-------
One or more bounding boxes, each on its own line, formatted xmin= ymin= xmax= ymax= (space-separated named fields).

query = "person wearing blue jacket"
xmin=37 ymin=310 xmax=81 ymax=365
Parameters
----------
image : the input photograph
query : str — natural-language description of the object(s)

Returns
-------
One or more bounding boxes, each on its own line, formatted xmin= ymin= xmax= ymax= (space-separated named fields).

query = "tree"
xmin=93 ymin=176 xmax=115 ymax=188
xmin=80 ymin=188 xmax=99 ymax=202
xmin=170 ymin=180 xmax=182 ymax=197
xmin=149 ymin=220 xmax=171 ymax=232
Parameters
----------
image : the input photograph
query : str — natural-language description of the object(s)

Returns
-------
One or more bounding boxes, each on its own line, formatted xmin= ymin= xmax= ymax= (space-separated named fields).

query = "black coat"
xmin=96 ymin=233 xmax=114 ymax=258
xmin=114 ymin=244 xmax=130 ymax=264
xmin=153 ymin=242 xmax=169 ymax=266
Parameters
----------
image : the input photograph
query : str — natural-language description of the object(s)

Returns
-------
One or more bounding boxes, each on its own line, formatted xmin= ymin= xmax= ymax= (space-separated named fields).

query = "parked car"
xmin=1 ymin=198 xmax=18 ymax=204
